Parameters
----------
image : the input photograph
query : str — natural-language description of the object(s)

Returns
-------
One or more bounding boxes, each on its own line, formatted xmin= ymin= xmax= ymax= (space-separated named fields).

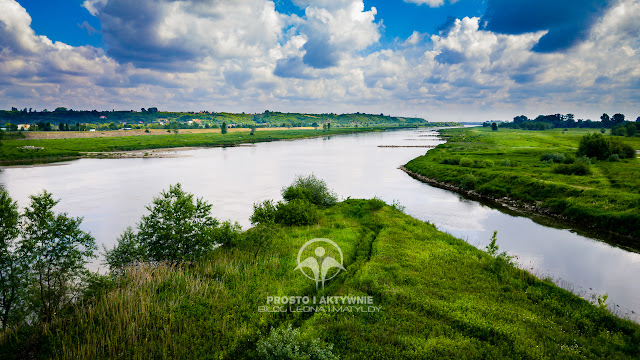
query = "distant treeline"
xmin=485 ymin=113 xmax=640 ymax=131
xmin=0 ymin=108 xmax=457 ymax=130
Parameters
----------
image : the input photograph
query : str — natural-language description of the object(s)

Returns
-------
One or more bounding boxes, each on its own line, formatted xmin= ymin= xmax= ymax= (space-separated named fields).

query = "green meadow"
xmin=405 ymin=127 xmax=640 ymax=244
xmin=2 ymin=199 xmax=639 ymax=359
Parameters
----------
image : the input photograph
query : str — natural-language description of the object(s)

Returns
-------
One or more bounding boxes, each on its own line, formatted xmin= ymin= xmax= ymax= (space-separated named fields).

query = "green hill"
xmin=2 ymin=199 xmax=638 ymax=359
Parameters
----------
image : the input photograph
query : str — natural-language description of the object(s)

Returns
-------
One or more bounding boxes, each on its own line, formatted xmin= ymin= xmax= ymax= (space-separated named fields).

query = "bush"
xmin=608 ymin=154 xmax=620 ymax=162
xmin=460 ymin=174 xmax=477 ymax=190
xmin=608 ymin=138 xmax=635 ymax=159
xmin=459 ymin=158 xmax=474 ymax=167
xmin=274 ymin=199 xmax=319 ymax=226
xmin=540 ymin=153 xmax=566 ymax=163
xmin=250 ymin=200 xmax=277 ymax=225
xmin=439 ymin=158 xmax=460 ymax=165
xmin=472 ymin=159 xmax=493 ymax=168
xmin=282 ymin=175 xmax=337 ymax=208
xmin=256 ymin=324 xmax=339 ymax=360
xmin=577 ymin=133 xmax=610 ymax=160
xmin=577 ymin=133 xmax=635 ymax=160
xmin=552 ymin=162 xmax=591 ymax=176
xmin=499 ymin=159 xmax=512 ymax=167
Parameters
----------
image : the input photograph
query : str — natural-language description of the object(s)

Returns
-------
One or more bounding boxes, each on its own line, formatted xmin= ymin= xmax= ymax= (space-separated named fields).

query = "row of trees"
xmin=494 ymin=113 xmax=640 ymax=130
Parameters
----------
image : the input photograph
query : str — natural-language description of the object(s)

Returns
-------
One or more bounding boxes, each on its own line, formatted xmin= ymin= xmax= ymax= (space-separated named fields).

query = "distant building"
xmin=99 ymin=115 xmax=107 ymax=119
xmin=89 ymin=129 xmax=96 ymax=132
xmin=17 ymin=124 xmax=30 ymax=130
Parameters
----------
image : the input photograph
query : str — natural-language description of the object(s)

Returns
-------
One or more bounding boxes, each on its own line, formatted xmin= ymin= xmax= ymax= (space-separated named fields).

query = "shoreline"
xmin=1 ymin=126 xmax=415 ymax=167
xmin=399 ymin=165 xmax=639 ymax=252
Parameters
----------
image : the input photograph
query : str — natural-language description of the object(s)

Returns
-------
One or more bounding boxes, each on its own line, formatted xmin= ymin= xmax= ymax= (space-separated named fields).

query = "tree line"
xmin=485 ymin=113 xmax=640 ymax=131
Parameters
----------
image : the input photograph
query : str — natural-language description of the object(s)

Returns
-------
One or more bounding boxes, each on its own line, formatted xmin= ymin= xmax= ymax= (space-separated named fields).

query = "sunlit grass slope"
xmin=3 ymin=200 xmax=638 ymax=359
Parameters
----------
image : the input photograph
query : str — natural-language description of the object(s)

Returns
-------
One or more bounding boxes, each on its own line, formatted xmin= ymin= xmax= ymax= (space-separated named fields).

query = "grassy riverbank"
xmin=0 ymin=127 xmax=398 ymax=165
xmin=2 ymin=199 xmax=639 ymax=359
xmin=405 ymin=127 xmax=640 ymax=244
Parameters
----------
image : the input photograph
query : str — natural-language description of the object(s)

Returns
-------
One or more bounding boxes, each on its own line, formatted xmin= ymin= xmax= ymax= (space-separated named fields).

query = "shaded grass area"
xmin=0 ymin=127 xmax=390 ymax=165
xmin=405 ymin=128 xmax=640 ymax=243
xmin=2 ymin=200 xmax=638 ymax=359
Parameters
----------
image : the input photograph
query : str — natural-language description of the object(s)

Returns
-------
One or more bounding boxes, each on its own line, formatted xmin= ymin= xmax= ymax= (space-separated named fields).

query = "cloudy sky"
xmin=0 ymin=0 xmax=638 ymax=122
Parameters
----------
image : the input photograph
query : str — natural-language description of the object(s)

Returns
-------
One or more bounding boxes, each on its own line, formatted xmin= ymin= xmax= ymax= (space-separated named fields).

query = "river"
xmin=1 ymin=128 xmax=638 ymax=321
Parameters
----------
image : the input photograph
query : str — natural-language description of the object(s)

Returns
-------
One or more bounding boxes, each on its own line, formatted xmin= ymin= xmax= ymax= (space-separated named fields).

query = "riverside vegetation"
xmin=404 ymin=127 xmax=640 ymax=244
xmin=1 ymin=176 xmax=639 ymax=359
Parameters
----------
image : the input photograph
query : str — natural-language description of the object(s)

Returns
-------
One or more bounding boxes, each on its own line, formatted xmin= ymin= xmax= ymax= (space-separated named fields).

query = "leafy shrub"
xmin=460 ymin=174 xmax=477 ymax=190
xmin=552 ymin=162 xmax=591 ymax=176
xmin=104 ymin=227 xmax=148 ymax=271
xmin=608 ymin=154 xmax=620 ymax=162
xmin=477 ymin=184 xmax=508 ymax=198
xmin=577 ymin=133 xmax=636 ymax=160
xmin=608 ymin=138 xmax=635 ymax=159
xmin=250 ymin=200 xmax=277 ymax=225
xmin=471 ymin=159 xmax=493 ymax=168
xmin=439 ymin=158 xmax=460 ymax=165
xmin=282 ymin=175 xmax=337 ymax=208
xmin=212 ymin=221 xmax=243 ymax=245
xmin=577 ymin=133 xmax=610 ymax=160
xmin=256 ymin=324 xmax=339 ymax=360
xmin=274 ymin=199 xmax=319 ymax=226
xmin=499 ymin=159 xmax=512 ymax=167
xmin=540 ymin=153 xmax=566 ymax=163
xmin=364 ymin=197 xmax=385 ymax=211
xmin=459 ymin=158 xmax=474 ymax=167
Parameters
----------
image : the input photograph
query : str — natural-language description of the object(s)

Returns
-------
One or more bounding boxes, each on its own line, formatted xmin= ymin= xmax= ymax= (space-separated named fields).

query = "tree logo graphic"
xmin=294 ymin=238 xmax=346 ymax=290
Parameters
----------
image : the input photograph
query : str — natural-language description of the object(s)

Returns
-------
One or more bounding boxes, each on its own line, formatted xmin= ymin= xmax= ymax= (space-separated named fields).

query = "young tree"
xmin=0 ymin=188 xmax=24 ymax=329
xmin=20 ymin=191 xmax=96 ymax=322
xmin=491 ymin=122 xmax=498 ymax=131
xmin=221 ymin=122 xmax=228 ymax=134
xmin=136 ymin=184 xmax=220 ymax=262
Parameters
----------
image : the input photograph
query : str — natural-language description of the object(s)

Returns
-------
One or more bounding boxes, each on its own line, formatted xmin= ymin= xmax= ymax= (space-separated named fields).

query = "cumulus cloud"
xmin=300 ymin=1 xmax=379 ymax=68
xmin=84 ymin=0 xmax=285 ymax=69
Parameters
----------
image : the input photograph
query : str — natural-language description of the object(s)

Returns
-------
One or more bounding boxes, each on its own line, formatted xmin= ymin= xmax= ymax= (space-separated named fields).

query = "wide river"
xmin=1 ymin=129 xmax=638 ymax=321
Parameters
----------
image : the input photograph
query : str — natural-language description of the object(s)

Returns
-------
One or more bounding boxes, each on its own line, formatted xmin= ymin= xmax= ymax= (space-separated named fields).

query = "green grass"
xmin=404 ymin=127 xmax=640 ymax=243
xmin=0 ymin=127 xmax=393 ymax=165
xmin=2 ymin=199 xmax=638 ymax=359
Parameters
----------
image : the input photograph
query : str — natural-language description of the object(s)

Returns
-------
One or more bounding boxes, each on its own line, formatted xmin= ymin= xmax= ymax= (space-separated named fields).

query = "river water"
xmin=1 ymin=129 xmax=638 ymax=321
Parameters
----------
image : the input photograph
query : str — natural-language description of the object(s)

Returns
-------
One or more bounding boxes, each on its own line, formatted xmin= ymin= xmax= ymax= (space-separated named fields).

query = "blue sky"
xmin=0 ymin=0 xmax=638 ymax=122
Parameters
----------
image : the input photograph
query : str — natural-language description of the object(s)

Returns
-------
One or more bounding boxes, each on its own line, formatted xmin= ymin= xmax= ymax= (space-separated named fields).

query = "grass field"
xmin=2 ymin=199 xmax=639 ymax=359
xmin=0 ymin=127 xmax=390 ymax=165
xmin=404 ymin=127 xmax=640 ymax=243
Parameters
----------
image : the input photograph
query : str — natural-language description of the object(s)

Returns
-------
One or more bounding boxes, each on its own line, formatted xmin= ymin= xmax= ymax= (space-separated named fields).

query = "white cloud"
xmin=404 ymin=0 xmax=445 ymax=8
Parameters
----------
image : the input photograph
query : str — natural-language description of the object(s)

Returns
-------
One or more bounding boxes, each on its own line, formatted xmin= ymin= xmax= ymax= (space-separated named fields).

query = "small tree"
xmin=491 ymin=122 xmax=498 ymax=131
xmin=135 ymin=184 xmax=220 ymax=262
xmin=221 ymin=122 xmax=228 ymax=134
xmin=250 ymin=125 xmax=256 ymax=136
xmin=20 ymin=191 xmax=96 ymax=322
xmin=0 ymin=188 xmax=24 ymax=329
